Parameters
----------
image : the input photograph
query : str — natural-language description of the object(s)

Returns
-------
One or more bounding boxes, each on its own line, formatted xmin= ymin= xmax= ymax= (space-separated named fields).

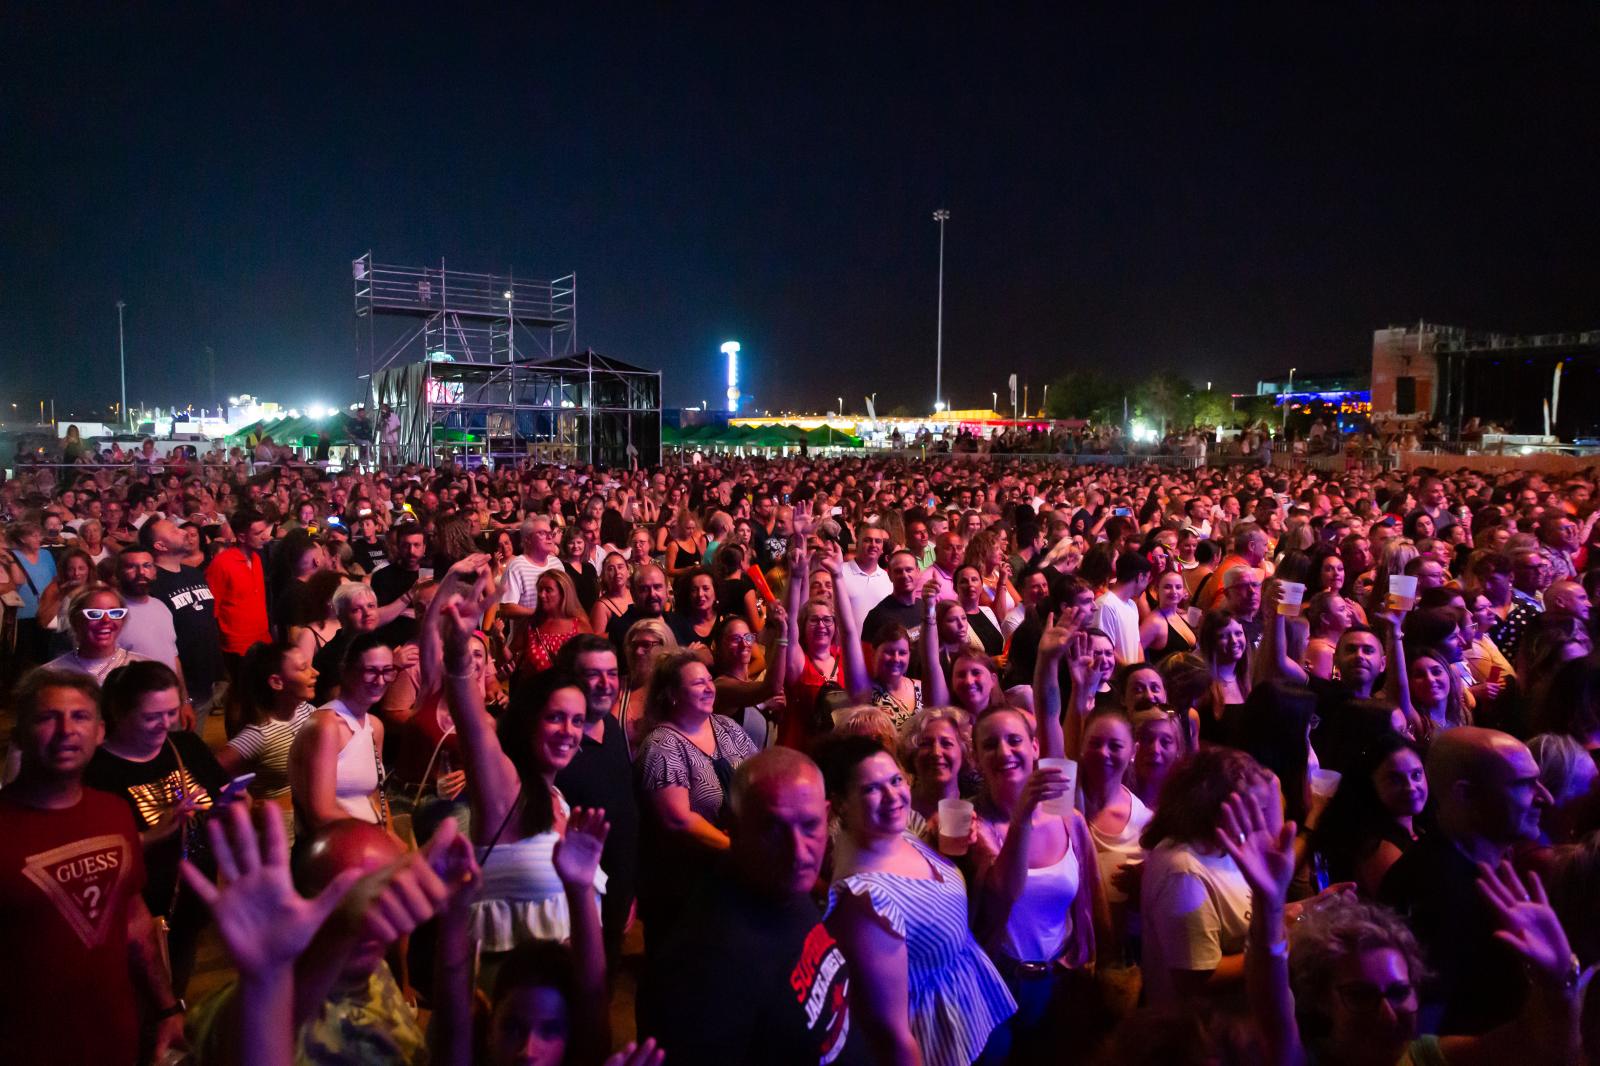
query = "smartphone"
xmin=1487 ymin=665 xmax=1503 ymax=684
xmin=1113 ymin=507 xmax=1132 ymax=517
xmin=218 ymin=773 xmax=256 ymax=802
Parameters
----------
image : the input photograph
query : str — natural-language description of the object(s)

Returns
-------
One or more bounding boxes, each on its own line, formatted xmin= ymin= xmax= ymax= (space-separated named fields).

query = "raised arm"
xmin=554 ymin=809 xmax=613 ymax=1064
xmin=438 ymin=560 xmax=522 ymax=844
xmin=715 ymin=605 xmax=790 ymax=711
xmin=919 ymin=579 xmax=950 ymax=707
xmin=1033 ymin=614 xmax=1069 ymax=760
xmin=1062 ymin=631 xmax=1107 ymax=760
xmin=971 ymin=767 xmax=1070 ymax=946
xmin=821 ymin=547 xmax=869 ymax=700
xmin=1439 ymin=863 xmax=1586 ymax=1066
xmin=784 ymin=538 xmax=808 ymax=677
xmin=1256 ymin=581 xmax=1309 ymax=685
xmin=1215 ymin=787 xmax=1305 ymax=1066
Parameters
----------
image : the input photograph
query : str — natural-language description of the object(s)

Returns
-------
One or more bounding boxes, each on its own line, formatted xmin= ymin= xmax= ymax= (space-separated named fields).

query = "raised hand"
xmin=1475 ymin=861 xmax=1577 ymax=982
xmin=1214 ymin=787 xmax=1297 ymax=905
xmin=554 ymin=807 xmax=611 ymax=891
xmin=1064 ymin=630 xmax=1101 ymax=692
xmin=179 ymin=802 xmax=366 ymax=977
xmin=1037 ymin=612 xmax=1071 ymax=663
xmin=603 ymin=1038 xmax=665 ymax=1066
xmin=1017 ymin=764 xmax=1072 ymax=818
xmin=765 ymin=602 xmax=788 ymax=634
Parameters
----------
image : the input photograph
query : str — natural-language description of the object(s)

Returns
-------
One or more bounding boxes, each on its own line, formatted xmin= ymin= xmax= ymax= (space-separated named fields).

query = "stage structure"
xmin=356 ymin=253 xmax=658 ymax=467
xmin=370 ymin=349 xmax=661 ymax=469
xmin=353 ymin=253 xmax=577 ymax=372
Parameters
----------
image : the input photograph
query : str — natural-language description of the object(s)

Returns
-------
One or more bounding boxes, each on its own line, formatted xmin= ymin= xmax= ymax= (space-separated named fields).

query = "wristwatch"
xmin=153 ymin=998 xmax=187 ymax=1020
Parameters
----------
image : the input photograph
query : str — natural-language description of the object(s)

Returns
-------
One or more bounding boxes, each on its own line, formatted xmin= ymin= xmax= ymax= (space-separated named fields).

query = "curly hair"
xmin=1288 ymin=896 xmax=1428 ymax=1043
xmin=1140 ymin=746 xmax=1266 ymax=850
xmin=897 ymin=705 xmax=972 ymax=774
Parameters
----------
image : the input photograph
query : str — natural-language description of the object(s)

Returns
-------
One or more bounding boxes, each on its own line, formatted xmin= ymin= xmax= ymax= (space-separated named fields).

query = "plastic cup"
xmin=1277 ymin=580 xmax=1306 ymax=617
xmin=937 ymin=798 xmax=975 ymax=856
xmin=1387 ymin=574 xmax=1417 ymax=613
xmin=1037 ymin=757 xmax=1078 ymax=816
xmin=1307 ymin=768 xmax=1342 ymax=828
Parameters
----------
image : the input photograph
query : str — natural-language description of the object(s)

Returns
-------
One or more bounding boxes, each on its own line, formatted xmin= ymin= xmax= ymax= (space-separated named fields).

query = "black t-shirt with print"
xmin=151 ymin=564 xmax=225 ymax=702
xmin=84 ymin=731 xmax=227 ymax=915
xmin=642 ymin=865 xmax=865 ymax=1066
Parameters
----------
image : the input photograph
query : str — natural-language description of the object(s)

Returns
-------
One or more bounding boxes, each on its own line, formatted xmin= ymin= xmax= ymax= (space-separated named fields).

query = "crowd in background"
xmin=3 ymin=446 xmax=1600 ymax=1066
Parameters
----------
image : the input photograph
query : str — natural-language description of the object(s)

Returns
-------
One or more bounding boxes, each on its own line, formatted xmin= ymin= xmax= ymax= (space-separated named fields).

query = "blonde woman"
xmin=523 ymin=569 xmax=590 ymax=674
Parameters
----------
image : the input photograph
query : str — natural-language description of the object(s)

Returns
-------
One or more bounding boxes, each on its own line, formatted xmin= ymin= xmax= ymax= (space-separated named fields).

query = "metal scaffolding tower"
xmin=353 ymin=253 xmax=576 ymax=374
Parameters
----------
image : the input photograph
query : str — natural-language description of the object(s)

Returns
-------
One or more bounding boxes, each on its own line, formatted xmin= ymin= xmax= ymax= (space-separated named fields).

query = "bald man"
xmin=1380 ymin=727 xmax=1552 ymax=1036
xmin=1544 ymin=580 xmax=1591 ymax=623
xmin=144 ymin=518 xmax=225 ymax=730
xmin=641 ymin=748 xmax=866 ymax=1065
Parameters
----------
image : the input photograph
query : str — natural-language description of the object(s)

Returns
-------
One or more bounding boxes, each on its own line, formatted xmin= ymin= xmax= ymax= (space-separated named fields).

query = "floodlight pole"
xmin=933 ymin=209 xmax=950 ymax=413
xmin=116 ymin=300 xmax=127 ymax=428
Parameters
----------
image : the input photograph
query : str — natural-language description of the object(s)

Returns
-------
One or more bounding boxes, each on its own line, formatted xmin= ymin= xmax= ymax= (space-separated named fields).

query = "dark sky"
xmin=7 ymin=5 xmax=1600 ymax=418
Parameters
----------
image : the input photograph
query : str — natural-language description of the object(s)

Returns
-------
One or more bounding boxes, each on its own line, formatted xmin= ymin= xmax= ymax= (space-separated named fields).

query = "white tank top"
xmin=992 ymin=816 xmax=1081 ymax=963
xmin=326 ymin=699 xmax=381 ymax=824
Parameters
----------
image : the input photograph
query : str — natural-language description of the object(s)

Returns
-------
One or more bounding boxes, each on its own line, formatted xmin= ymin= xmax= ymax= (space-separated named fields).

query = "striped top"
xmin=636 ymin=715 xmax=758 ymax=821
xmin=226 ymin=702 xmax=315 ymax=799
xmin=827 ymin=834 xmax=1016 ymax=1066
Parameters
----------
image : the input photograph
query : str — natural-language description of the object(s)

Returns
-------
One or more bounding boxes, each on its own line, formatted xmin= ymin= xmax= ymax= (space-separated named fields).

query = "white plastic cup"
xmin=1387 ymin=574 xmax=1418 ymax=613
xmin=1277 ymin=580 xmax=1306 ymax=617
xmin=937 ymin=798 xmax=975 ymax=856
xmin=1037 ymin=757 xmax=1078 ymax=816
xmin=1307 ymin=768 xmax=1343 ymax=827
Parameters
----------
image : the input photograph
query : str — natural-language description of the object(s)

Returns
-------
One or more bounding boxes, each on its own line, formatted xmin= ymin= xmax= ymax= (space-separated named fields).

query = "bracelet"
xmin=775 ymin=639 xmax=790 ymax=647
xmin=444 ymin=669 xmax=476 ymax=681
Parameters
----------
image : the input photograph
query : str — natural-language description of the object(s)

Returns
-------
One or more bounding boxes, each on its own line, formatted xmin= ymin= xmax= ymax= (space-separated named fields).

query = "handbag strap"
xmin=163 ymin=737 xmax=190 ymax=917
xmin=369 ymin=727 xmax=393 ymax=833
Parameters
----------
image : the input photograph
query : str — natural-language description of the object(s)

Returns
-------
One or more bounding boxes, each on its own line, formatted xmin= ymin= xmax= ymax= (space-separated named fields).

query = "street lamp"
xmin=504 ymin=289 xmax=515 ymax=361
xmin=116 ymin=300 xmax=127 ymax=428
xmin=1282 ymin=367 xmax=1296 ymax=433
xmin=992 ymin=390 xmax=998 ymax=413
xmin=932 ymin=208 xmax=950 ymax=413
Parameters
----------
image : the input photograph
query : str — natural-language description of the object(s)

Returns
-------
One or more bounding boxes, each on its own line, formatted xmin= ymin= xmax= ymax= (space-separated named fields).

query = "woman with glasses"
xmin=48 ymin=585 xmax=149 ymax=682
xmin=710 ymin=605 xmax=788 ymax=748
xmin=781 ymin=540 xmax=847 ymax=748
xmin=288 ymin=632 xmax=397 ymax=838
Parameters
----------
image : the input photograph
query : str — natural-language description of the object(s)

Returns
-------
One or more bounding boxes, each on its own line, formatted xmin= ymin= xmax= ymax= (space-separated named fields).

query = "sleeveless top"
xmin=1159 ymin=617 xmax=1196 ymax=659
xmin=325 ymin=699 xmax=381 ymax=824
xmin=870 ymin=677 xmax=924 ymax=731
xmin=472 ymin=790 xmax=608 ymax=952
xmin=1088 ymin=786 xmax=1153 ymax=904
xmin=827 ymin=835 xmax=1016 ymax=1066
xmin=981 ymin=813 xmax=1083 ymax=962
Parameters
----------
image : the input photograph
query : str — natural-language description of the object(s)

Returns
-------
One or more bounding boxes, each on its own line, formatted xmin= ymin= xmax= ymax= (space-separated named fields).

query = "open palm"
xmin=181 ymin=803 xmax=363 ymax=976
xmin=1215 ymin=789 xmax=1297 ymax=904
xmin=553 ymin=807 xmax=610 ymax=891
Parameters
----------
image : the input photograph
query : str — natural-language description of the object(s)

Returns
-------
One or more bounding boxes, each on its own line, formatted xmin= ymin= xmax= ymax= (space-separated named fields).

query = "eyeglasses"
xmin=359 ymin=665 xmax=400 ymax=681
xmin=1335 ymin=981 xmax=1416 ymax=1013
xmin=80 ymin=608 xmax=129 ymax=620
xmin=724 ymin=633 xmax=756 ymax=646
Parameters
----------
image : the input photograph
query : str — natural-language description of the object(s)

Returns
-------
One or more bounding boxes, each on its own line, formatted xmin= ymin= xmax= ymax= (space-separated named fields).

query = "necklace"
xmin=72 ymin=647 xmax=128 ymax=683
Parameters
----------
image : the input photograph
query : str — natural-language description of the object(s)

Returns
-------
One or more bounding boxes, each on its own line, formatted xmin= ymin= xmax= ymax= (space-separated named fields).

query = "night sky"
xmin=7 ymin=5 xmax=1599 ymax=418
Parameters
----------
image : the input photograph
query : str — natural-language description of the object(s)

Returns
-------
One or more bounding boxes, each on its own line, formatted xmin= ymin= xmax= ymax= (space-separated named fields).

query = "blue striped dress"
xmin=827 ymin=834 xmax=1016 ymax=1066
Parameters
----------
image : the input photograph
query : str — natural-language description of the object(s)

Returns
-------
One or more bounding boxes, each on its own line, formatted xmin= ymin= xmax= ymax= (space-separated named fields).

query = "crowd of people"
xmin=3 ymin=445 xmax=1600 ymax=1066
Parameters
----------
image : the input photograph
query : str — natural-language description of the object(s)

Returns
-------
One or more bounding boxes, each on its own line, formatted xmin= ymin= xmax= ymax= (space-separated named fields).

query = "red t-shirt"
xmin=206 ymin=545 xmax=271 ymax=653
xmin=0 ymin=788 xmax=147 ymax=1066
